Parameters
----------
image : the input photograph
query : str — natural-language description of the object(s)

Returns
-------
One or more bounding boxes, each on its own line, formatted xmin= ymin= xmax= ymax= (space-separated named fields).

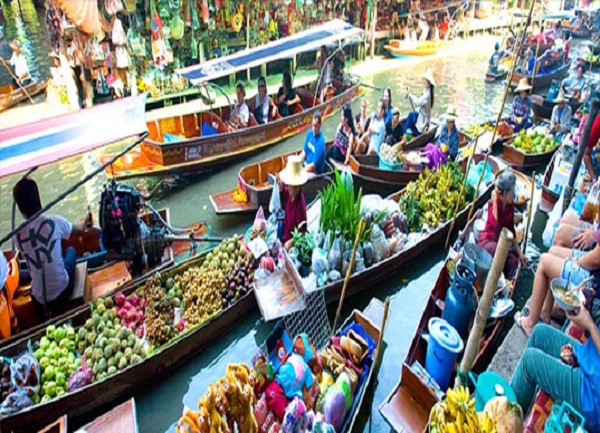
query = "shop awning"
xmin=177 ymin=19 xmax=363 ymax=85
xmin=53 ymin=0 xmax=102 ymax=36
xmin=0 ymin=95 xmax=147 ymax=178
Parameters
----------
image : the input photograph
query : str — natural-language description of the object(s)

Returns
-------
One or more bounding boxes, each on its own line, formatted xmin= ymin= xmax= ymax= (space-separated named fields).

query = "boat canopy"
xmin=0 ymin=94 xmax=147 ymax=178
xmin=177 ymin=20 xmax=363 ymax=86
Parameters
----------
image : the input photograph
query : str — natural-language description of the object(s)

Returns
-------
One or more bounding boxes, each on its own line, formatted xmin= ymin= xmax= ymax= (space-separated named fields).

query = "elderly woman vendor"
xmin=278 ymin=155 xmax=308 ymax=250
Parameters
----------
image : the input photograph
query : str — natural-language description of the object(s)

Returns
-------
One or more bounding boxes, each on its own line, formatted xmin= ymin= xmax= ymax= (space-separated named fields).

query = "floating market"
xmin=1 ymin=0 xmax=600 ymax=432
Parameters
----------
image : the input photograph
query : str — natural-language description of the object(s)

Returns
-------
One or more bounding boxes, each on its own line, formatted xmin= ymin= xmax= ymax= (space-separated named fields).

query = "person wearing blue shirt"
xmin=489 ymin=42 xmax=501 ymax=75
xmin=300 ymin=111 xmax=326 ymax=175
xmin=509 ymin=78 xmax=533 ymax=133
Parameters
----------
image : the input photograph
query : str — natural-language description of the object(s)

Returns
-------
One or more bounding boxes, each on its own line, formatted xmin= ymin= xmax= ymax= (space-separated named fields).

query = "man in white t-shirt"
xmin=4 ymin=40 xmax=32 ymax=87
xmin=228 ymin=83 xmax=250 ymax=131
xmin=13 ymin=179 xmax=89 ymax=316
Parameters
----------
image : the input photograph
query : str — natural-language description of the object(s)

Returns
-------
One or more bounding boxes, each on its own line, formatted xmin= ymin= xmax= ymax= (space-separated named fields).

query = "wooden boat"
xmin=384 ymin=39 xmax=447 ymax=57
xmin=210 ymin=143 xmax=334 ymax=215
xmin=304 ymin=154 xmax=504 ymax=305
xmin=580 ymin=58 xmax=600 ymax=71
xmin=509 ymin=61 xmax=571 ymax=91
xmin=571 ymin=28 xmax=592 ymax=39
xmin=329 ymin=131 xmax=472 ymax=196
xmin=539 ymin=150 xmax=569 ymax=213
xmin=403 ymin=121 xmax=439 ymax=151
xmin=502 ymin=138 xmax=560 ymax=168
xmin=38 ymin=416 xmax=66 ymax=433
xmin=379 ymin=170 xmax=532 ymax=433
xmin=76 ymin=398 xmax=138 ymax=433
xmin=99 ymin=21 xmax=363 ymax=180
xmin=485 ymin=69 xmax=508 ymax=82
xmin=0 ymin=80 xmax=48 ymax=112
xmin=531 ymin=93 xmax=582 ymax=120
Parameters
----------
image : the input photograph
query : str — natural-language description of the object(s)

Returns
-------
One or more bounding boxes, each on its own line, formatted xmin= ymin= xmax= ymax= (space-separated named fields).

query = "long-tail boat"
xmin=531 ymin=93 xmax=582 ymax=120
xmin=502 ymin=138 xmax=561 ymax=168
xmin=379 ymin=169 xmax=533 ymax=433
xmin=384 ymin=40 xmax=447 ymax=57
xmin=98 ymin=20 xmax=363 ymax=180
xmin=0 ymin=80 xmax=48 ymax=112
xmin=509 ymin=61 xmax=571 ymax=91
xmin=75 ymin=398 xmax=138 ymax=433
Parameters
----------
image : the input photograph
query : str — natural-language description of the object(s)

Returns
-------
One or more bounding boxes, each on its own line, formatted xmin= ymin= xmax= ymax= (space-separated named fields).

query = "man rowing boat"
xmin=1 ymin=39 xmax=32 ymax=87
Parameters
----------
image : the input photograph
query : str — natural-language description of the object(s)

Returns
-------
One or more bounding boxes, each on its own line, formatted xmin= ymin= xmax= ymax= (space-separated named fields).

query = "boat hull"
xmin=385 ymin=40 xmax=446 ymax=57
xmin=485 ymin=70 xmax=508 ymax=82
xmin=100 ymin=84 xmax=362 ymax=179
xmin=531 ymin=94 xmax=582 ymax=120
xmin=502 ymin=141 xmax=559 ymax=168
xmin=509 ymin=62 xmax=571 ymax=91
xmin=0 ymin=80 xmax=48 ymax=112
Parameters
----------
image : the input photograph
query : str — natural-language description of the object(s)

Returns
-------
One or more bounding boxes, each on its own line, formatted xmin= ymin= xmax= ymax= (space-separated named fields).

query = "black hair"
xmin=13 ymin=178 xmax=42 ymax=219
xmin=236 ymin=82 xmax=246 ymax=96
xmin=258 ymin=76 xmax=266 ymax=87
xmin=283 ymin=71 xmax=292 ymax=91
xmin=431 ymin=84 xmax=435 ymax=109
xmin=313 ymin=110 xmax=322 ymax=124
xmin=383 ymin=87 xmax=393 ymax=107
xmin=342 ymin=104 xmax=356 ymax=136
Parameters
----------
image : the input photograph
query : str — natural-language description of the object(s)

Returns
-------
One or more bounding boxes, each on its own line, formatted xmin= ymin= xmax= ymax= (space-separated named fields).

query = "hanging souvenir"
xmin=184 ymin=0 xmax=192 ymax=26
xmin=230 ymin=5 xmax=243 ymax=32
xmin=164 ymin=38 xmax=174 ymax=63
xmin=202 ymin=0 xmax=209 ymax=23
xmin=170 ymin=13 xmax=185 ymax=39
xmin=115 ymin=45 xmax=131 ymax=68
xmin=127 ymin=16 xmax=147 ymax=56
xmin=124 ymin=0 xmax=137 ymax=11
xmin=105 ymin=0 xmax=125 ymax=15
xmin=191 ymin=33 xmax=199 ymax=59
xmin=158 ymin=0 xmax=171 ymax=19
xmin=224 ymin=0 xmax=230 ymax=21
xmin=169 ymin=0 xmax=181 ymax=11
xmin=112 ymin=17 xmax=126 ymax=45
xmin=191 ymin=0 xmax=200 ymax=30
xmin=152 ymin=38 xmax=167 ymax=66
xmin=151 ymin=5 xmax=164 ymax=39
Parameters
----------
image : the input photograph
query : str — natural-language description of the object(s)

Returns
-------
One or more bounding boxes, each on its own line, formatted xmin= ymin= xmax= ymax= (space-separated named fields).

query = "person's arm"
xmin=448 ymin=130 xmax=459 ymax=159
xmin=344 ymin=134 xmax=355 ymax=165
xmin=584 ymin=146 xmax=598 ymax=182
xmin=550 ymin=107 xmax=559 ymax=130
xmin=577 ymin=244 xmax=600 ymax=270
xmin=408 ymin=89 xmax=428 ymax=109
xmin=287 ymin=93 xmax=301 ymax=106
xmin=567 ymin=307 xmax=600 ymax=354
xmin=239 ymin=105 xmax=249 ymax=128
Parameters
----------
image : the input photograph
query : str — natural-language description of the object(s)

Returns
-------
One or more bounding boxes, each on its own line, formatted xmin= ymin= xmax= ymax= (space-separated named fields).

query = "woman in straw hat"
xmin=509 ymin=78 xmax=533 ymax=133
xmin=423 ymin=105 xmax=460 ymax=169
xmin=404 ymin=68 xmax=435 ymax=138
xmin=550 ymin=90 xmax=572 ymax=137
xmin=278 ymin=154 xmax=308 ymax=250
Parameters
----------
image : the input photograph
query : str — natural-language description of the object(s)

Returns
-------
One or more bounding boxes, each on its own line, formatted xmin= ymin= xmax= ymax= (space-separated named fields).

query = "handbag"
xmin=105 ymin=0 xmax=124 ymax=15
xmin=115 ymin=45 xmax=131 ymax=69
xmin=112 ymin=18 xmax=126 ymax=46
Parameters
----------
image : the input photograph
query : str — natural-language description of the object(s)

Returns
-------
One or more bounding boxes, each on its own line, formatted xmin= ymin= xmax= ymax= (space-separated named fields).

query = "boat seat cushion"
xmin=201 ymin=122 xmax=219 ymax=137
xmin=163 ymin=133 xmax=184 ymax=143
xmin=69 ymin=262 xmax=90 ymax=306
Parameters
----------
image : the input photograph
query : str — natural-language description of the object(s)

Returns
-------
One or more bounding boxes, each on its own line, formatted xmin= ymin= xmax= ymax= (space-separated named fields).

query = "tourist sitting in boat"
xmin=489 ymin=41 xmax=502 ymax=75
xmin=228 ymin=83 xmax=250 ymax=131
xmin=3 ymin=39 xmax=32 ymax=87
xmin=326 ymin=105 xmax=357 ymax=165
xmin=13 ymin=178 xmax=91 ymax=316
xmin=404 ymin=68 xmax=435 ymax=137
xmin=478 ymin=171 xmax=527 ymax=280
xmin=384 ymin=107 xmax=404 ymax=146
xmin=300 ymin=111 xmax=326 ymax=175
xmin=553 ymin=21 xmax=565 ymax=40
xmin=562 ymin=65 xmax=586 ymax=100
xmin=510 ymin=307 xmax=600 ymax=431
xmin=382 ymin=87 xmax=394 ymax=124
xmin=276 ymin=71 xmax=301 ymax=117
xmin=509 ymin=78 xmax=533 ymax=133
xmin=253 ymin=76 xmax=276 ymax=125
xmin=361 ymin=99 xmax=386 ymax=156
xmin=550 ymin=90 xmax=572 ymax=137
xmin=277 ymin=155 xmax=308 ymax=250
xmin=424 ymin=106 xmax=460 ymax=169
xmin=332 ymin=49 xmax=346 ymax=92
xmin=355 ymin=98 xmax=372 ymax=136
xmin=584 ymin=115 xmax=600 ymax=182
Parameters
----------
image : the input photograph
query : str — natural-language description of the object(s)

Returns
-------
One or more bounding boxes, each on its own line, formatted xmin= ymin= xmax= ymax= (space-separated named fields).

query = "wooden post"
xmin=456 ymin=228 xmax=514 ymax=387
xmin=371 ymin=0 xmax=377 ymax=59
xmin=246 ymin=7 xmax=250 ymax=82
xmin=564 ymin=99 xmax=600 ymax=213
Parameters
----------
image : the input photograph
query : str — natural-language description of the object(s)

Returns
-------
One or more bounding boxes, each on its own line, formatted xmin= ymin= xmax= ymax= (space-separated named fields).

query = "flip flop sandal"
xmin=514 ymin=307 xmax=532 ymax=337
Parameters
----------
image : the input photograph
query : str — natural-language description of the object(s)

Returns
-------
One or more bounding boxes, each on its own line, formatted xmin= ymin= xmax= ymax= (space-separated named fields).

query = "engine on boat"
xmin=99 ymin=181 xmax=167 ymax=275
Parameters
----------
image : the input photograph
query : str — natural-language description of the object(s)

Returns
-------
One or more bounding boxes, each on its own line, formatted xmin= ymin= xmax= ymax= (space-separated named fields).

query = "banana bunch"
xmin=232 ymin=183 xmax=248 ymax=203
xmin=429 ymin=386 xmax=496 ymax=433
xmin=462 ymin=124 xmax=486 ymax=138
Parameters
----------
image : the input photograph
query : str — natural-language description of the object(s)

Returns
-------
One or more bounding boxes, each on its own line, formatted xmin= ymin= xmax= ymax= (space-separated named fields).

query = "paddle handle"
xmin=0 ymin=58 xmax=35 ymax=104
xmin=374 ymin=296 xmax=390 ymax=370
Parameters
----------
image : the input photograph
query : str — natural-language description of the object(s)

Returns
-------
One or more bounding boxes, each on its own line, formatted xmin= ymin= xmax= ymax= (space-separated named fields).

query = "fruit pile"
xmin=462 ymin=124 xmax=486 ymax=138
xmin=79 ymin=299 xmax=145 ymax=382
xmin=513 ymin=128 xmax=558 ymax=154
xmin=180 ymin=267 xmax=226 ymax=327
xmin=34 ymin=325 xmax=80 ymax=401
xmin=144 ymin=274 xmax=178 ymax=347
xmin=585 ymin=53 xmax=600 ymax=64
xmin=232 ymin=183 xmax=248 ymax=203
xmin=379 ymin=142 xmax=404 ymax=164
xmin=201 ymin=236 xmax=247 ymax=273
xmin=429 ymin=387 xmax=495 ymax=433
xmin=223 ymin=259 xmax=256 ymax=308
xmin=114 ymin=292 xmax=146 ymax=338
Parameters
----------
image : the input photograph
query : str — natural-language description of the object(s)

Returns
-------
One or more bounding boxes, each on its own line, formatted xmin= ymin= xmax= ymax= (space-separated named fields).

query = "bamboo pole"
xmin=332 ymin=219 xmax=366 ymax=333
xmin=0 ymin=58 xmax=35 ymax=104
xmin=467 ymin=0 xmax=537 ymax=222
xmin=530 ymin=3 xmax=543 ymax=89
xmin=456 ymin=228 xmax=514 ymax=387
xmin=374 ymin=296 xmax=390 ymax=369
xmin=522 ymin=171 xmax=535 ymax=255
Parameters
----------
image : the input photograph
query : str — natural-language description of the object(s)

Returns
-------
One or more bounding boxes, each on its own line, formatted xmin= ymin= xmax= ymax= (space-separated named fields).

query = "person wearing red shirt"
xmin=278 ymin=155 xmax=308 ymax=250
xmin=478 ymin=171 xmax=527 ymax=279
xmin=584 ymin=114 xmax=600 ymax=182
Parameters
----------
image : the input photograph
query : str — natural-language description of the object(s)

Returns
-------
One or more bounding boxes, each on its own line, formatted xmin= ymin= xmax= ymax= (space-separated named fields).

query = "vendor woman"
xmin=279 ymin=155 xmax=308 ymax=250
xmin=424 ymin=105 xmax=460 ymax=169
xmin=404 ymin=68 xmax=435 ymax=137
xmin=478 ymin=171 xmax=527 ymax=279
xmin=509 ymin=78 xmax=533 ymax=133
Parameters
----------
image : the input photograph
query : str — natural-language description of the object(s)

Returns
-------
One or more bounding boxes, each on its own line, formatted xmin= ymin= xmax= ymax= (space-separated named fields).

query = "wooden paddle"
xmin=529 ymin=15 xmax=543 ymax=89
xmin=522 ymin=170 xmax=535 ymax=255
xmin=0 ymin=57 xmax=35 ymax=104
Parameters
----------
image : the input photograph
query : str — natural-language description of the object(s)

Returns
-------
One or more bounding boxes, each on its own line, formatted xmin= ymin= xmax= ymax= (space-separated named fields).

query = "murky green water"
xmin=0 ymin=26 xmax=545 ymax=432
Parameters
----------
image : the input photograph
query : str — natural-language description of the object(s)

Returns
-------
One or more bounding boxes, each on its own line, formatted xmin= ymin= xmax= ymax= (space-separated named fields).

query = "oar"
xmin=359 ymin=82 xmax=383 ymax=91
xmin=530 ymin=13 xmax=543 ymax=90
xmin=522 ymin=171 xmax=535 ymax=255
xmin=444 ymin=133 xmax=479 ymax=249
xmin=466 ymin=0 xmax=537 ymax=223
xmin=0 ymin=58 xmax=35 ymax=104
xmin=332 ymin=218 xmax=366 ymax=333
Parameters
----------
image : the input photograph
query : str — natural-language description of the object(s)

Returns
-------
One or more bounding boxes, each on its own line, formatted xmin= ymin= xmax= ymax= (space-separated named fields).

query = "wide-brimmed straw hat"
xmin=515 ymin=77 xmax=532 ymax=92
xmin=48 ymin=51 xmax=60 ymax=60
xmin=9 ymin=39 xmax=20 ymax=50
xmin=280 ymin=155 xmax=308 ymax=186
xmin=423 ymin=68 xmax=436 ymax=86
xmin=443 ymin=106 xmax=458 ymax=121
xmin=554 ymin=90 xmax=568 ymax=103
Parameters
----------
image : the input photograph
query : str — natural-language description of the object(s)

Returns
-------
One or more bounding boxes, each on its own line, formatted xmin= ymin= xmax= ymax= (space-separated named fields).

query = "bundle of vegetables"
xmin=462 ymin=124 xmax=486 ymax=138
xmin=513 ymin=128 xmax=559 ymax=154
xmin=180 ymin=267 xmax=225 ymax=327
xmin=201 ymin=235 xmax=247 ymax=273
xmin=79 ymin=298 xmax=146 ymax=383
xmin=399 ymin=162 xmax=474 ymax=231
xmin=114 ymin=292 xmax=146 ymax=338
xmin=429 ymin=386 xmax=496 ymax=433
xmin=379 ymin=142 xmax=404 ymax=164
xmin=34 ymin=324 xmax=80 ymax=401
xmin=144 ymin=274 xmax=178 ymax=347
xmin=232 ymin=183 xmax=249 ymax=203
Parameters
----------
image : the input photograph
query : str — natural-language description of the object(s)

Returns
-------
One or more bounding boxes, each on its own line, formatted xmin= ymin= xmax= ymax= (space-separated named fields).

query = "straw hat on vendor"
xmin=553 ymin=90 xmax=568 ymax=104
xmin=278 ymin=155 xmax=308 ymax=250
xmin=515 ymin=77 xmax=532 ymax=93
xmin=443 ymin=105 xmax=458 ymax=122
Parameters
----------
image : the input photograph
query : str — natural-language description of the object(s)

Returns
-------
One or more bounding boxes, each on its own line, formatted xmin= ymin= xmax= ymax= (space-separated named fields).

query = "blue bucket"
xmin=425 ymin=318 xmax=464 ymax=391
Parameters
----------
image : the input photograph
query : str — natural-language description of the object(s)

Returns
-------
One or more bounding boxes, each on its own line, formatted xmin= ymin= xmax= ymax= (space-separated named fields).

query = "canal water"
xmin=0 ymin=5 xmax=550 ymax=430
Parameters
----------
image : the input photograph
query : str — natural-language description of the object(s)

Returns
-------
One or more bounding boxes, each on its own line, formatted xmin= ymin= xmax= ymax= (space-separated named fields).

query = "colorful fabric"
xmin=511 ymin=94 xmax=532 ymax=121
xmin=281 ymin=186 xmax=307 ymax=243
xmin=435 ymin=123 xmax=460 ymax=159
xmin=407 ymin=87 xmax=432 ymax=133
xmin=574 ymin=325 xmax=600 ymax=431
xmin=424 ymin=143 xmax=448 ymax=170
xmin=368 ymin=117 xmax=385 ymax=154
xmin=562 ymin=257 xmax=591 ymax=288
xmin=478 ymin=194 xmax=516 ymax=245
xmin=332 ymin=127 xmax=351 ymax=157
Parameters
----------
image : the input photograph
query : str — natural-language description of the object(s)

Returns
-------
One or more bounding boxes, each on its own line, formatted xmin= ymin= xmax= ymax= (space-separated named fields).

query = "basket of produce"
xmin=512 ymin=128 xmax=559 ymax=154
xmin=379 ymin=143 xmax=404 ymax=171
xmin=379 ymin=158 xmax=403 ymax=171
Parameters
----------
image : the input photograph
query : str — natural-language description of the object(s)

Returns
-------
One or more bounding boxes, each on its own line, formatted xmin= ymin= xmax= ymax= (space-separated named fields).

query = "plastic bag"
xmin=328 ymin=270 xmax=342 ymax=282
xmin=10 ymin=352 xmax=40 ymax=395
xmin=369 ymin=225 xmax=390 ymax=263
xmin=0 ymin=389 xmax=33 ymax=415
xmin=362 ymin=242 xmax=375 ymax=267
xmin=543 ymin=188 xmax=565 ymax=248
xmin=269 ymin=180 xmax=282 ymax=214
xmin=67 ymin=355 xmax=92 ymax=393
xmin=328 ymin=235 xmax=342 ymax=272
xmin=467 ymin=161 xmax=493 ymax=194
xmin=312 ymin=249 xmax=329 ymax=287
xmin=580 ymin=181 xmax=600 ymax=224
xmin=254 ymin=268 xmax=271 ymax=281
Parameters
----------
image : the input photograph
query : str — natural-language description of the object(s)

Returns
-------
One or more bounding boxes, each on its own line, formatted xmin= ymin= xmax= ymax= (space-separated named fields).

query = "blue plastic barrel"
xmin=425 ymin=318 xmax=464 ymax=391
xmin=442 ymin=265 xmax=476 ymax=339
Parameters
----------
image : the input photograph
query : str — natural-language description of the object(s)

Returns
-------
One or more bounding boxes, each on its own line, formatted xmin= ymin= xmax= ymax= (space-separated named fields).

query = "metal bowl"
xmin=551 ymin=278 xmax=582 ymax=312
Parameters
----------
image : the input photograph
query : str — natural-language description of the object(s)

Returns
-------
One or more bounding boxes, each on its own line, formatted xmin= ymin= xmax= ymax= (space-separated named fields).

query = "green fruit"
xmin=131 ymin=354 xmax=143 ymax=365
xmin=45 ymin=366 xmax=56 ymax=381
xmin=108 ymin=357 xmax=115 ymax=368
xmin=96 ymin=303 xmax=106 ymax=315
xmin=105 ymin=298 xmax=114 ymax=309
xmin=166 ymin=277 xmax=175 ymax=289
xmin=34 ymin=348 xmax=45 ymax=360
xmin=124 ymin=347 xmax=133 ymax=361
xmin=59 ymin=338 xmax=69 ymax=349
xmin=41 ymin=394 xmax=52 ymax=403
xmin=66 ymin=326 xmax=76 ymax=340
xmin=56 ymin=388 xmax=66 ymax=397
xmin=46 ymin=325 xmax=57 ymax=341
xmin=52 ymin=347 xmax=61 ymax=359
xmin=85 ymin=319 xmax=94 ymax=331
xmin=98 ymin=358 xmax=107 ymax=373
xmin=93 ymin=348 xmax=103 ymax=362
xmin=107 ymin=366 xmax=117 ymax=375
xmin=44 ymin=381 xmax=57 ymax=397
xmin=84 ymin=347 xmax=94 ymax=360
xmin=92 ymin=314 xmax=101 ymax=327
xmin=118 ymin=356 xmax=128 ymax=370
xmin=104 ymin=346 xmax=113 ymax=359
xmin=39 ymin=356 xmax=50 ymax=370
xmin=39 ymin=336 xmax=51 ymax=350
xmin=78 ymin=327 xmax=88 ymax=341
xmin=55 ymin=372 xmax=66 ymax=387
xmin=121 ymin=339 xmax=128 ymax=350
xmin=115 ymin=351 xmax=124 ymax=361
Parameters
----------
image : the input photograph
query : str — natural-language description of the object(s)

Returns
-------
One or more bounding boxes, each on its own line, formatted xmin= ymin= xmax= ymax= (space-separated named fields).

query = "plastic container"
xmin=442 ymin=265 xmax=476 ymax=339
xmin=425 ymin=318 xmax=464 ymax=391
xmin=545 ymin=401 xmax=587 ymax=433
xmin=462 ymin=242 xmax=492 ymax=291
xmin=378 ymin=158 xmax=403 ymax=171
xmin=468 ymin=371 xmax=517 ymax=411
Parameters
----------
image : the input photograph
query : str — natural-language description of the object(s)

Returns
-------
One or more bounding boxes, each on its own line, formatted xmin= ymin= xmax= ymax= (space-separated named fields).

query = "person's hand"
xmin=567 ymin=305 xmax=595 ymax=332
xmin=517 ymin=249 xmax=528 ymax=266
xmin=573 ymin=229 xmax=594 ymax=250
xmin=515 ymin=117 xmax=523 ymax=124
